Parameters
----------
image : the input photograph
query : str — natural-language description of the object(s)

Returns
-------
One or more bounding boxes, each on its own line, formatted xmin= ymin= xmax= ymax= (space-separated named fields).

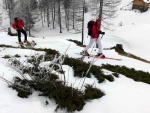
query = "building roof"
xmin=143 ymin=0 xmax=150 ymax=3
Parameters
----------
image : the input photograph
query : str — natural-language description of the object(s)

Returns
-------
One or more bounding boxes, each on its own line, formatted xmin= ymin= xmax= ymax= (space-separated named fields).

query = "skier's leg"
xmin=20 ymin=29 xmax=27 ymax=41
xmin=95 ymin=38 xmax=105 ymax=58
xmin=96 ymin=37 xmax=103 ymax=53
xmin=84 ymin=38 xmax=96 ymax=51
xmin=17 ymin=30 xmax=22 ymax=43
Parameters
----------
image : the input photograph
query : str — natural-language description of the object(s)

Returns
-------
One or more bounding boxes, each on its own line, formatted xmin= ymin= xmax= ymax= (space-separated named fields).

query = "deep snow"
xmin=0 ymin=0 xmax=150 ymax=113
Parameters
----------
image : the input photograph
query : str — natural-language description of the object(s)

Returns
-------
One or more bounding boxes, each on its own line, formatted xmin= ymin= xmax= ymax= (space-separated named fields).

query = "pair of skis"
xmin=18 ymin=43 xmax=32 ymax=48
xmin=75 ymin=53 xmax=122 ymax=61
xmin=17 ymin=41 xmax=36 ymax=49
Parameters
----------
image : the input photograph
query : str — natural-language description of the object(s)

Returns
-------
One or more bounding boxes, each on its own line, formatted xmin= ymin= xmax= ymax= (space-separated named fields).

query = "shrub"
xmin=102 ymin=64 xmax=150 ymax=85
xmin=67 ymin=39 xmax=85 ymax=47
xmin=84 ymin=84 xmax=105 ymax=100
xmin=95 ymin=74 xmax=105 ymax=83
xmin=2 ymin=55 xmax=11 ymax=59
xmin=64 ymin=57 xmax=105 ymax=83
xmin=12 ymin=77 xmax=32 ymax=98
xmin=112 ymin=72 xmax=119 ymax=78
xmin=105 ymin=75 xmax=114 ymax=82
xmin=7 ymin=48 xmax=107 ymax=112
xmin=34 ymin=81 xmax=85 ymax=112
xmin=14 ymin=54 xmax=21 ymax=58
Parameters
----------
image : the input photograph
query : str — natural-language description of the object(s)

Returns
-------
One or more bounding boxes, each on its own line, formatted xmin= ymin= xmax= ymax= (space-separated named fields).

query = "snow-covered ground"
xmin=0 ymin=0 xmax=150 ymax=113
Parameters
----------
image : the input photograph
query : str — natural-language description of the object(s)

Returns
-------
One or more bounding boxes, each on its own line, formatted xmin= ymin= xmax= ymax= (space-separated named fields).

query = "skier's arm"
xmin=12 ymin=22 xmax=17 ymax=29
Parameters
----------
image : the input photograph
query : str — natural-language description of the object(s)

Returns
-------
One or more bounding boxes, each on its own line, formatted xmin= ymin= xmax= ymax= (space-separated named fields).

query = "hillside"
xmin=0 ymin=0 xmax=150 ymax=113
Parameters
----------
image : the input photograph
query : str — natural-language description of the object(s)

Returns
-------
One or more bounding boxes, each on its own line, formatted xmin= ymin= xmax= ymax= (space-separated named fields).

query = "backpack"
xmin=87 ymin=20 xmax=95 ymax=36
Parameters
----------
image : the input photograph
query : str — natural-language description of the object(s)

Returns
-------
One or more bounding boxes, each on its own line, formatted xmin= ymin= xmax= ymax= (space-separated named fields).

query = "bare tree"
xmin=82 ymin=0 xmax=85 ymax=44
xmin=39 ymin=0 xmax=57 ymax=28
xmin=3 ymin=0 xmax=15 ymax=26
xmin=87 ymin=0 xmax=121 ymax=30
xmin=61 ymin=0 xmax=85 ymax=35
xmin=34 ymin=0 xmax=85 ymax=34
xmin=101 ymin=0 xmax=121 ymax=30
xmin=14 ymin=0 xmax=39 ymax=36
xmin=57 ymin=0 xmax=62 ymax=33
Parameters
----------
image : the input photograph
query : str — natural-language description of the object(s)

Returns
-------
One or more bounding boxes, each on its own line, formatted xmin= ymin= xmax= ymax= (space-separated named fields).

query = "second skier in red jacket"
xmin=12 ymin=17 xmax=29 ymax=44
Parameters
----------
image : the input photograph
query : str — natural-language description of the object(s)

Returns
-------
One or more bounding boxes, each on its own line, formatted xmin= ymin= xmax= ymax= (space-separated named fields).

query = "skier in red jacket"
xmin=12 ymin=17 xmax=29 ymax=44
xmin=81 ymin=18 xmax=105 ymax=58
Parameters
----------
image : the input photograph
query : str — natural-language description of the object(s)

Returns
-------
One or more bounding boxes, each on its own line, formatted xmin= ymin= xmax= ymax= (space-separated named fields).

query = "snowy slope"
xmin=110 ymin=0 xmax=150 ymax=60
xmin=0 ymin=0 xmax=150 ymax=113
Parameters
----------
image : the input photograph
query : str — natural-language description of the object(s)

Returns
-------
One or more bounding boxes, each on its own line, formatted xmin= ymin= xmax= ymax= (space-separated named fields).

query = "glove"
xmin=98 ymin=31 xmax=105 ymax=35
xmin=102 ymin=32 xmax=105 ymax=35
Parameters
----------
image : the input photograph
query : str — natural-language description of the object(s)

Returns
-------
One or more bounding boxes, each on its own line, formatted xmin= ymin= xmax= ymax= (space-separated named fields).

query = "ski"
xmin=16 ymin=42 xmax=26 ymax=48
xmin=75 ymin=53 xmax=122 ymax=61
xmin=16 ymin=41 xmax=35 ymax=49
xmin=90 ymin=55 xmax=122 ymax=61
xmin=16 ymin=43 xmax=26 ymax=48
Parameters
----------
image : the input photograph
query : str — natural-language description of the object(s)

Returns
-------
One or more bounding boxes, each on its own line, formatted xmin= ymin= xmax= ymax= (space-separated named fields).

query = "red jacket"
xmin=12 ymin=19 xmax=24 ymax=30
xmin=91 ymin=18 xmax=101 ymax=39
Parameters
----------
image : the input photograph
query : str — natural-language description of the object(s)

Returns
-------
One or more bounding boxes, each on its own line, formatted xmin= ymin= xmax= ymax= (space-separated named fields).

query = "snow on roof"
xmin=144 ymin=0 xmax=150 ymax=3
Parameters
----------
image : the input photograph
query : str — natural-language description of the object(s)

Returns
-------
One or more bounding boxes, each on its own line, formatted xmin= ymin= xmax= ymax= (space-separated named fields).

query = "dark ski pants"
xmin=17 ymin=29 xmax=27 ymax=42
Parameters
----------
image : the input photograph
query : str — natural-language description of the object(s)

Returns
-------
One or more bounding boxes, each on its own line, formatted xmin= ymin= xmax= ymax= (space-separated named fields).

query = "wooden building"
xmin=132 ymin=0 xmax=149 ymax=12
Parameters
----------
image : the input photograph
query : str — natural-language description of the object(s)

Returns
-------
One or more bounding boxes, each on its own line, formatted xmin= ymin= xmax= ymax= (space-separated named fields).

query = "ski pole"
xmin=100 ymin=34 xmax=104 ymax=40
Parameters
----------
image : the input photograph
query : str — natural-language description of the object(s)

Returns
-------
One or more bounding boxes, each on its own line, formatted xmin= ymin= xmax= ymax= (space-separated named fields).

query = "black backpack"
xmin=87 ymin=20 xmax=95 ymax=36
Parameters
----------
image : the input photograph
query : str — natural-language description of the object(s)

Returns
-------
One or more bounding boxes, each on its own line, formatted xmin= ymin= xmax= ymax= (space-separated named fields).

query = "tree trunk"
xmin=47 ymin=7 xmax=50 ymax=27
xmin=99 ymin=0 xmax=103 ymax=21
xmin=41 ymin=10 xmax=44 ymax=27
xmin=81 ymin=0 xmax=85 ymax=44
xmin=73 ymin=4 xmax=75 ymax=29
xmin=58 ymin=0 xmax=62 ymax=33
xmin=44 ymin=8 xmax=46 ymax=22
xmin=51 ymin=1 xmax=55 ymax=29
xmin=54 ymin=0 xmax=56 ymax=21
xmin=67 ymin=7 xmax=69 ymax=31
